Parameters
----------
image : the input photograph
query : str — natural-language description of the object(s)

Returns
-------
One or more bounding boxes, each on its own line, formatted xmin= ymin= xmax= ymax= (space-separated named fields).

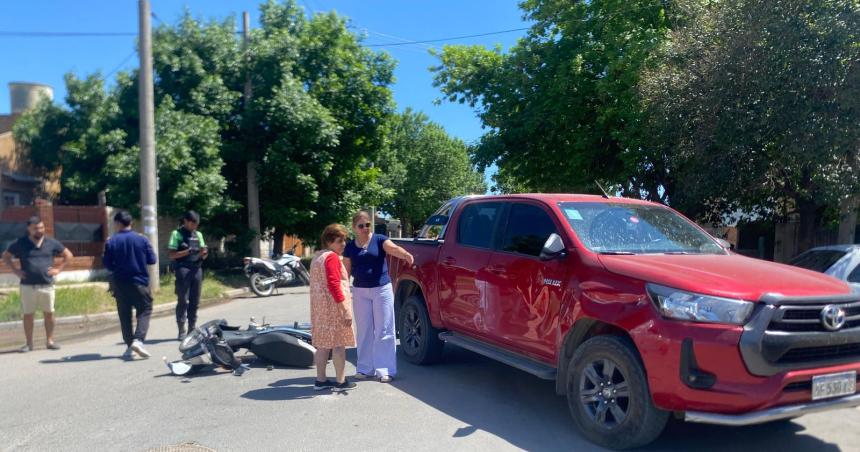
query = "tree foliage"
xmin=379 ymin=109 xmax=486 ymax=233
xmin=13 ymin=73 xmax=229 ymax=218
xmin=15 ymin=1 xmax=397 ymax=244
xmin=432 ymin=0 xmax=671 ymax=196
xmin=136 ymin=1 xmax=396 ymax=241
xmin=640 ymin=0 xmax=860 ymax=249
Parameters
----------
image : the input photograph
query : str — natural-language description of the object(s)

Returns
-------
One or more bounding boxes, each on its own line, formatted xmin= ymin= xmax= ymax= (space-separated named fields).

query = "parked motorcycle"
xmin=164 ymin=318 xmax=315 ymax=376
xmin=243 ymin=244 xmax=310 ymax=297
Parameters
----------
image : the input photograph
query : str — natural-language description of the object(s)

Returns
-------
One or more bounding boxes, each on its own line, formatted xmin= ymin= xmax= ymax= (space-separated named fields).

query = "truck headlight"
xmin=647 ymin=284 xmax=754 ymax=325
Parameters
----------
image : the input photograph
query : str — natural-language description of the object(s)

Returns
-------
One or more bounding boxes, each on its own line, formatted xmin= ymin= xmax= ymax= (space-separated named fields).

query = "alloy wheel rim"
xmin=578 ymin=358 xmax=630 ymax=429
xmin=402 ymin=306 xmax=423 ymax=354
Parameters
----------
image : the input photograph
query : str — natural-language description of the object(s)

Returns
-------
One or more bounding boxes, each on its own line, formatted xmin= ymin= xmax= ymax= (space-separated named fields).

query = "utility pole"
xmin=139 ymin=0 xmax=159 ymax=291
xmin=244 ymin=11 xmax=262 ymax=257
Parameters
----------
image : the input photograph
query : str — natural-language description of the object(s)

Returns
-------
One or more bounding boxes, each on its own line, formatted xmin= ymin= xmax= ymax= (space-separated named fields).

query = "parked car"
xmin=789 ymin=245 xmax=860 ymax=291
xmin=389 ymin=194 xmax=860 ymax=450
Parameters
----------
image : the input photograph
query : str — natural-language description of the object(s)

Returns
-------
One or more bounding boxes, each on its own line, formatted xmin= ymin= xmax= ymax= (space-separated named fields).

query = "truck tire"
xmin=566 ymin=336 xmax=669 ymax=450
xmin=398 ymin=295 xmax=444 ymax=364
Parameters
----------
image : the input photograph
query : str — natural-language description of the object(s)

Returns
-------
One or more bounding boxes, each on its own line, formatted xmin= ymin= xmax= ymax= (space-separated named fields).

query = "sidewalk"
xmin=0 ymin=287 xmax=251 ymax=351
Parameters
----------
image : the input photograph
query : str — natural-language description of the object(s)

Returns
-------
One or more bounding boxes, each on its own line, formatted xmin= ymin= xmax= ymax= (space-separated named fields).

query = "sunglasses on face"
xmin=357 ymin=223 xmax=372 ymax=230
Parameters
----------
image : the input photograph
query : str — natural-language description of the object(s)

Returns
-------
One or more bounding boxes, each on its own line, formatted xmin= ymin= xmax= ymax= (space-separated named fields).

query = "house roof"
xmin=0 ymin=114 xmax=20 ymax=135
xmin=2 ymin=171 xmax=42 ymax=184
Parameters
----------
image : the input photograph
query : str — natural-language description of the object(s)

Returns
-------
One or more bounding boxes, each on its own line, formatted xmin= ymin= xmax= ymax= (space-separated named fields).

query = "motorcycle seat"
xmin=222 ymin=330 xmax=256 ymax=349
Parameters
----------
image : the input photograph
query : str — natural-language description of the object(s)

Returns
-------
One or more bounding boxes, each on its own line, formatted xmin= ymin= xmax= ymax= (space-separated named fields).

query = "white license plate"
xmin=811 ymin=371 xmax=857 ymax=400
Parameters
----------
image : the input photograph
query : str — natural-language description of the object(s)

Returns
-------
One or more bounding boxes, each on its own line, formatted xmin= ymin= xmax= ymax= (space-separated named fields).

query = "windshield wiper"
xmin=598 ymin=251 xmax=636 ymax=255
xmin=662 ymin=251 xmax=694 ymax=255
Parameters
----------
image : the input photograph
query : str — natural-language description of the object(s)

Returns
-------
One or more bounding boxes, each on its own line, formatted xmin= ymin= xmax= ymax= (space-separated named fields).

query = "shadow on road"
xmin=643 ymin=418 xmax=841 ymax=452
xmin=240 ymin=376 xmax=347 ymax=401
xmin=112 ymin=338 xmax=177 ymax=346
xmin=40 ymin=353 xmax=124 ymax=363
xmin=377 ymin=345 xmax=843 ymax=452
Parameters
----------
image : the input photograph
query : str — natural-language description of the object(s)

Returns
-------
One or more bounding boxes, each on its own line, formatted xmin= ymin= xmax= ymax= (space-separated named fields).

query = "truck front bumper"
xmin=684 ymin=393 xmax=860 ymax=426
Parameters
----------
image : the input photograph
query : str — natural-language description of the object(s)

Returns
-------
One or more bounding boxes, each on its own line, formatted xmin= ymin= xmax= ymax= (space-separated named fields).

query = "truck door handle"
xmin=487 ymin=265 xmax=504 ymax=275
xmin=442 ymin=256 xmax=456 ymax=266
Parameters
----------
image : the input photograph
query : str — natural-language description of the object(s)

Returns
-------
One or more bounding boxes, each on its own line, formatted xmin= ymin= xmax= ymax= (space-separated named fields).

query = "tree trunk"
xmin=272 ymin=226 xmax=285 ymax=257
xmin=796 ymin=199 xmax=819 ymax=255
xmin=838 ymin=195 xmax=859 ymax=244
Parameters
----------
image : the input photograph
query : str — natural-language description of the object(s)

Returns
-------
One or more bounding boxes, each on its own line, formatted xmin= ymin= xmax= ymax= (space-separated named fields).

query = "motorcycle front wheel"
xmin=249 ymin=272 xmax=275 ymax=297
xmin=296 ymin=267 xmax=310 ymax=286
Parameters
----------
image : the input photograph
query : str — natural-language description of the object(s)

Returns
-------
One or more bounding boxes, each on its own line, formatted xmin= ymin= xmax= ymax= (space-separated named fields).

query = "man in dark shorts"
xmin=2 ymin=216 xmax=74 ymax=352
xmin=168 ymin=210 xmax=208 ymax=340
xmin=103 ymin=211 xmax=157 ymax=359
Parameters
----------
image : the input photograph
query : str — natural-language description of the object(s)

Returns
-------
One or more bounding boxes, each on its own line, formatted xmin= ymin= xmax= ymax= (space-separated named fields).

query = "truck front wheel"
xmin=566 ymin=336 xmax=669 ymax=450
xmin=398 ymin=295 xmax=444 ymax=364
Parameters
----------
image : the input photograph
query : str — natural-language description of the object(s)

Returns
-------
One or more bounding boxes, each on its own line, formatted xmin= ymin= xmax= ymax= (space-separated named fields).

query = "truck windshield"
xmin=559 ymin=202 xmax=726 ymax=255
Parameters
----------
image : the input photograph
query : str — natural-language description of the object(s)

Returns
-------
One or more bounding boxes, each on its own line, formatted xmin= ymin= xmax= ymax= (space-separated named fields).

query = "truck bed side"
xmin=388 ymin=238 xmax=445 ymax=328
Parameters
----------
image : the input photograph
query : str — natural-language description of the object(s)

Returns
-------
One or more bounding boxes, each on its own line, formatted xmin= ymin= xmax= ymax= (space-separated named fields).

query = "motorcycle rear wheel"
xmin=250 ymin=273 xmax=275 ymax=297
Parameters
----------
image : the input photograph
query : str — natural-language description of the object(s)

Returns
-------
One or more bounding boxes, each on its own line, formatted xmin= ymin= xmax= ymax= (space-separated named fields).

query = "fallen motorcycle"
xmin=165 ymin=318 xmax=315 ymax=376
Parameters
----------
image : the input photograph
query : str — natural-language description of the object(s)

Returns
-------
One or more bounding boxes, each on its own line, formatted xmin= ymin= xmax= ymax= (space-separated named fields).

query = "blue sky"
xmin=0 ymin=0 xmax=529 ymax=146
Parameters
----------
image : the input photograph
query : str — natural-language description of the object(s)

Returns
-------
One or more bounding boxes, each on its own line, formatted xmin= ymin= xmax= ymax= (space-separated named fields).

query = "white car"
xmin=790 ymin=244 xmax=860 ymax=291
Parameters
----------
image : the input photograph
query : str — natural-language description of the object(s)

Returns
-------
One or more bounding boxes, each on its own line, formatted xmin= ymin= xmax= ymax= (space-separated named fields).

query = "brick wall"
xmin=0 ymin=201 xmax=108 ymax=273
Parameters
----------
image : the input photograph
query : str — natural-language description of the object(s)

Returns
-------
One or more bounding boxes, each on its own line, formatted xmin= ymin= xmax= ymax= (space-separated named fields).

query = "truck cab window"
xmin=457 ymin=203 xmax=502 ymax=249
xmin=501 ymin=203 xmax=558 ymax=256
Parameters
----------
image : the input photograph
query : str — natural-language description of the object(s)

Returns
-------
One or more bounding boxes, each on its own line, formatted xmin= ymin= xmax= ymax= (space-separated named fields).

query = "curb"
xmin=0 ymin=287 xmax=251 ymax=349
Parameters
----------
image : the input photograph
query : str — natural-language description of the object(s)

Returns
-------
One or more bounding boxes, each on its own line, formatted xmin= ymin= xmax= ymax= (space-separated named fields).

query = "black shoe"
xmin=332 ymin=379 xmax=357 ymax=392
xmin=177 ymin=323 xmax=187 ymax=341
xmin=314 ymin=379 xmax=335 ymax=391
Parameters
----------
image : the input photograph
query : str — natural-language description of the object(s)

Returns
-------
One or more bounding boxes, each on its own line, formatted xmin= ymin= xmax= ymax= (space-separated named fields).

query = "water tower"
xmin=8 ymin=82 xmax=53 ymax=114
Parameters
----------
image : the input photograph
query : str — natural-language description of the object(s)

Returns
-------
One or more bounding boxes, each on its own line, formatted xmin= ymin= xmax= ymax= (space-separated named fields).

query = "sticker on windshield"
xmin=564 ymin=208 xmax=583 ymax=220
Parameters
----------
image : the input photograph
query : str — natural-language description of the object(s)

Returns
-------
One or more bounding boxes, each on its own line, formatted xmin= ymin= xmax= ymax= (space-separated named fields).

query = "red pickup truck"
xmin=388 ymin=194 xmax=860 ymax=449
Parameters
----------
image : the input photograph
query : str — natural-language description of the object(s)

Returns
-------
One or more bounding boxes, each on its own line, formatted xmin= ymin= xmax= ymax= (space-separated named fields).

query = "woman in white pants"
xmin=343 ymin=211 xmax=414 ymax=382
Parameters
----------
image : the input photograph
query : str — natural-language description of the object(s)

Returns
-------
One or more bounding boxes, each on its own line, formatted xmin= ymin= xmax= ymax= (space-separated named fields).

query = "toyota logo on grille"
xmin=820 ymin=305 xmax=847 ymax=331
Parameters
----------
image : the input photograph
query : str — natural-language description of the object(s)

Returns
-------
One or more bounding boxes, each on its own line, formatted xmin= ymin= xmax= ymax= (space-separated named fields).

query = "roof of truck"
xmin=460 ymin=193 xmax=659 ymax=205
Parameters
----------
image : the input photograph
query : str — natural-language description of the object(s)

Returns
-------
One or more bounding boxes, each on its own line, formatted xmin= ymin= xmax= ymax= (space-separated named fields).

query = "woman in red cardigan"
xmin=309 ymin=224 xmax=356 ymax=392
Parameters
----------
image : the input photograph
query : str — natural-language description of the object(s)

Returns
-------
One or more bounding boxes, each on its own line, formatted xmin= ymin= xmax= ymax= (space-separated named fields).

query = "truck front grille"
xmin=740 ymin=294 xmax=860 ymax=376
xmin=768 ymin=300 xmax=860 ymax=332
xmin=777 ymin=343 xmax=860 ymax=364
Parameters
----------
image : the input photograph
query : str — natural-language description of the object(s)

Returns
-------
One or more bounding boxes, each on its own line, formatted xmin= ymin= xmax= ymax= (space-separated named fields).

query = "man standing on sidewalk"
xmin=2 ymin=216 xmax=73 ymax=352
xmin=168 ymin=210 xmax=208 ymax=340
xmin=103 ymin=211 xmax=156 ymax=359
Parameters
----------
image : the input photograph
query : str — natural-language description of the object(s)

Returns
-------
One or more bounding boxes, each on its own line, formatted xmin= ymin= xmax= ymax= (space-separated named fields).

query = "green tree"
xmin=13 ymin=73 xmax=230 ymax=218
xmin=432 ymin=0 xmax=671 ymax=196
xmin=16 ymin=1 xmax=396 ymax=246
xmin=640 ymin=0 xmax=860 ymax=251
xmin=147 ymin=1 xmax=395 ymax=242
xmin=379 ymin=109 xmax=486 ymax=233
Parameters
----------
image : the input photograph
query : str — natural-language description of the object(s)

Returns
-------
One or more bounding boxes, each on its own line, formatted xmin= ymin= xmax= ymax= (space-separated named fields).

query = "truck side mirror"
xmin=715 ymin=238 xmax=731 ymax=250
xmin=540 ymin=233 xmax=567 ymax=261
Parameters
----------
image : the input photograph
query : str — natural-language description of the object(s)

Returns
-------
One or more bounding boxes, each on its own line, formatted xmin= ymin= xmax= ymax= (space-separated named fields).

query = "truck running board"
xmin=438 ymin=332 xmax=557 ymax=380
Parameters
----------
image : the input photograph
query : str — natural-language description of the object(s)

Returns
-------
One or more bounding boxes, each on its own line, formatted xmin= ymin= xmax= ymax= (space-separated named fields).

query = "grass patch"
xmin=0 ymin=270 xmax=246 ymax=322
xmin=0 ymin=287 xmax=116 ymax=322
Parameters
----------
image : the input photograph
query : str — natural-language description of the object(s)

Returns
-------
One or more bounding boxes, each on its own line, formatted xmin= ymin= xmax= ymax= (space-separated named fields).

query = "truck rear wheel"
xmin=398 ymin=295 xmax=444 ymax=364
xmin=566 ymin=336 xmax=668 ymax=450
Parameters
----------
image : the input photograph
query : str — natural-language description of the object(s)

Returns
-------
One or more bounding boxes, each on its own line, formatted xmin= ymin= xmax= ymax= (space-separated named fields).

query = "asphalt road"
xmin=1 ymin=290 xmax=858 ymax=452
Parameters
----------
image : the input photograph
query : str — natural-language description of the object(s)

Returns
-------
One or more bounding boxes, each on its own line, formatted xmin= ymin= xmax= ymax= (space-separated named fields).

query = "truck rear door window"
xmin=501 ymin=203 xmax=558 ymax=257
xmin=457 ymin=202 xmax=502 ymax=249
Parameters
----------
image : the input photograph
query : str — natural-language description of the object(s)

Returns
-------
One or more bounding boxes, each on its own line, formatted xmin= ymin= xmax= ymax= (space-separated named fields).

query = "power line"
xmin=105 ymin=50 xmax=138 ymax=79
xmin=364 ymin=27 xmax=529 ymax=47
xmin=0 ymin=31 xmax=137 ymax=37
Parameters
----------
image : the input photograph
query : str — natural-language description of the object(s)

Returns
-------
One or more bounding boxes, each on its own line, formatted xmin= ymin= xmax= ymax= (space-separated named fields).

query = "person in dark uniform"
xmin=168 ymin=210 xmax=208 ymax=340
xmin=103 ymin=211 xmax=157 ymax=359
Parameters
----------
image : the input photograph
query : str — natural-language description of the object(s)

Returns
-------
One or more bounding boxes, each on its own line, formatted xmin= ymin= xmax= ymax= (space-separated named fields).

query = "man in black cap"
xmin=168 ymin=210 xmax=208 ymax=340
xmin=103 ymin=211 xmax=157 ymax=359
